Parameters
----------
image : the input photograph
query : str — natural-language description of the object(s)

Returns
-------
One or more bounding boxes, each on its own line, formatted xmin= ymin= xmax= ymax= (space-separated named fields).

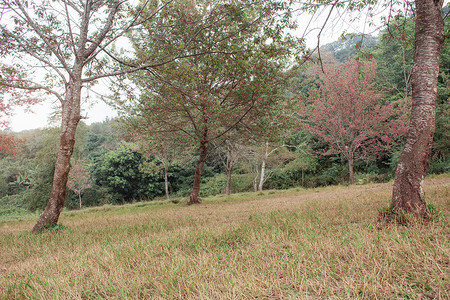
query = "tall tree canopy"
xmin=122 ymin=0 xmax=299 ymax=204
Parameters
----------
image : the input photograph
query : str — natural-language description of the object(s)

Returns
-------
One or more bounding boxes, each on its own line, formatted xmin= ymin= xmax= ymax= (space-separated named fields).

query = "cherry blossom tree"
xmin=67 ymin=159 xmax=91 ymax=209
xmin=299 ymin=59 xmax=407 ymax=184
xmin=0 ymin=65 xmax=39 ymax=155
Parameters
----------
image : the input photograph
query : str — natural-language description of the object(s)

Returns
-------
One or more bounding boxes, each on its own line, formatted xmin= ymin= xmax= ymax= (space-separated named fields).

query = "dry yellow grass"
xmin=0 ymin=175 xmax=449 ymax=299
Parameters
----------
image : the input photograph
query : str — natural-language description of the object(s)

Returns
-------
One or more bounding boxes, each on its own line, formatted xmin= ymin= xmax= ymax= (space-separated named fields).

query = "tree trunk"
xmin=348 ymin=157 xmax=354 ymax=185
xmin=164 ymin=164 xmax=170 ymax=200
xmin=253 ymin=169 xmax=259 ymax=192
xmin=189 ymin=141 xmax=208 ymax=205
xmin=32 ymin=78 xmax=81 ymax=233
xmin=258 ymin=141 xmax=269 ymax=191
xmin=391 ymin=0 xmax=444 ymax=218
xmin=258 ymin=159 xmax=266 ymax=191
xmin=78 ymin=193 xmax=82 ymax=209
xmin=225 ymin=166 xmax=232 ymax=195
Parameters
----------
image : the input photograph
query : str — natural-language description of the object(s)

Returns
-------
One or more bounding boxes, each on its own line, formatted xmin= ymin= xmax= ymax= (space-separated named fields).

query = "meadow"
xmin=0 ymin=175 xmax=449 ymax=299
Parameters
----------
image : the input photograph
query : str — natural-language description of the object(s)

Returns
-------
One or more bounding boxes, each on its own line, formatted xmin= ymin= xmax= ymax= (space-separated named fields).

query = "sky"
xmin=7 ymin=2 xmax=388 ymax=132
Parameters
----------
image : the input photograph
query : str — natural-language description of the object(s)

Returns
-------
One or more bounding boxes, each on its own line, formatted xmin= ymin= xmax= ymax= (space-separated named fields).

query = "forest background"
xmin=0 ymin=15 xmax=449 ymax=217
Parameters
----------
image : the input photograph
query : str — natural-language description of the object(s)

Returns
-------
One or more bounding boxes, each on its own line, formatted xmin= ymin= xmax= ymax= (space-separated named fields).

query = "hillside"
xmin=1 ymin=175 xmax=449 ymax=299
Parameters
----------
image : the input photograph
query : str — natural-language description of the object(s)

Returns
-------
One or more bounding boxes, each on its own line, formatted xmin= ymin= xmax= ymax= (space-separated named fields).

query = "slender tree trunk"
xmin=253 ymin=169 xmax=259 ymax=192
xmin=32 ymin=77 xmax=82 ymax=233
xmin=258 ymin=159 xmax=266 ymax=191
xmin=164 ymin=164 xmax=170 ymax=200
xmin=391 ymin=0 xmax=444 ymax=218
xmin=348 ymin=157 xmax=354 ymax=185
xmin=78 ymin=193 xmax=82 ymax=209
xmin=225 ymin=166 xmax=232 ymax=195
xmin=189 ymin=141 xmax=208 ymax=205
xmin=301 ymin=169 xmax=304 ymax=186
xmin=258 ymin=141 xmax=269 ymax=191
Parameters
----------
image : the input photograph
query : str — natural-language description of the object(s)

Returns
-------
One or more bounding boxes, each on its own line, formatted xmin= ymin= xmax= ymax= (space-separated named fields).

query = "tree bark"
xmin=189 ymin=141 xmax=208 ymax=205
xmin=391 ymin=0 xmax=444 ymax=218
xmin=32 ymin=77 xmax=82 ymax=233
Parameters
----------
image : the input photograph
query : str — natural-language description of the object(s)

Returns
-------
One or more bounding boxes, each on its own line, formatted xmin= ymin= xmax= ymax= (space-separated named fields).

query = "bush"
xmin=265 ymin=170 xmax=299 ymax=190
xmin=428 ymin=158 xmax=450 ymax=174
xmin=200 ymin=174 xmax=227 ymax=197
xmin=230 ymin=174 xmax=254 ymax=193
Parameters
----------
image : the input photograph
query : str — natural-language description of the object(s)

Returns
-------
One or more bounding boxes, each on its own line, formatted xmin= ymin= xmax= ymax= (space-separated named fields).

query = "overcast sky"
xmin=8 ymin=2 xmax=388 ymax=132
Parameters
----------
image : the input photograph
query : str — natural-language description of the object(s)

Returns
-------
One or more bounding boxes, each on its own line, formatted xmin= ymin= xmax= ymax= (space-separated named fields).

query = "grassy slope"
xmin=0 ymin=175 xmax=449 ymax=299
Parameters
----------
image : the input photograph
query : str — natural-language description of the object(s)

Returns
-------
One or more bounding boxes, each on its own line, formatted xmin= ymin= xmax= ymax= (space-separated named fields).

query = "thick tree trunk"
xmin=391 ymin=0 xmax=444 ymax=218
xmin=164 ymin=164 xmax=170 ymax=200
xmin=32 ymin=79 xmax=81 ymax=233
xmin=225 ymin=166 xmax=232 ymax=195
xmin=189 ymin=141 xmax=208 ymax=205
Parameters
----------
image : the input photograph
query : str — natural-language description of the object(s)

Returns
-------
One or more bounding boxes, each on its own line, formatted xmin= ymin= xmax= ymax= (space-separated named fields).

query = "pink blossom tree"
xmin=67 ymin=159 xmax=92 ymax=209
xmin=298 ymin=59 xmax=408 ymax=184
xmin=0 ymin=65 xmax=39 ymax=155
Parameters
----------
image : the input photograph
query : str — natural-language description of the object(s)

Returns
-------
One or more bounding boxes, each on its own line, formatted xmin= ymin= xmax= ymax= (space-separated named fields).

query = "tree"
xmin=93 ymin=147 xmax=163 ymax=202
xmin=123 ymin=0 xmax=298 ymax=204
xmin=134 ymin=135 xmax=192 ymax=200
xmin=214 ymin=138 xmax=246 ymax=195
xmin=391 ymin=0 xmax=445 ymax=217
xmin=0 ymin=0 xmax=129 ymax=231
xmin=298 ymin=59 xmax=407 ymax=184
xmin=0 ymin=0 xmax=218 ymax=232
xmin=0 ymin=66 xmax=39 ymax=155
xmin=67 ymin=159 xmax=91 ymax=209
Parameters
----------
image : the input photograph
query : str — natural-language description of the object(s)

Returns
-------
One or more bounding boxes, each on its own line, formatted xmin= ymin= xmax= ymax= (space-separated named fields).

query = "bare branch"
xmin=1 ymin=80 xmax=64 ymax=103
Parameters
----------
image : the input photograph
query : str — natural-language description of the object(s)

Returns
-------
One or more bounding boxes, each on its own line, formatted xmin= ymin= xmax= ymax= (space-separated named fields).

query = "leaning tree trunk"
xmin=391 ymin=0 xmax=444 ymax=218
xmin=189 ymin=140 xmax=208 ymax=205
xmin=32 ymin=78 xmax=81 ymax=233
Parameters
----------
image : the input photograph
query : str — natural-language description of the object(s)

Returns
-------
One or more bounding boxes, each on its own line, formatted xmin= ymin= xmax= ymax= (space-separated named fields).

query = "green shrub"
xmin=230 ymin=174 xmax=254 ymax=193
xmin=200 ymin=174 xmax=227 ymax=197
xmin=428 ymin=158 xmax=450 ymax=174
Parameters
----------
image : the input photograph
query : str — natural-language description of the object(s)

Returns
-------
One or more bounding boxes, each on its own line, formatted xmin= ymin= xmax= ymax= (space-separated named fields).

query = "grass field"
xmin=1 ymin=175 xmax=449 ymax=299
